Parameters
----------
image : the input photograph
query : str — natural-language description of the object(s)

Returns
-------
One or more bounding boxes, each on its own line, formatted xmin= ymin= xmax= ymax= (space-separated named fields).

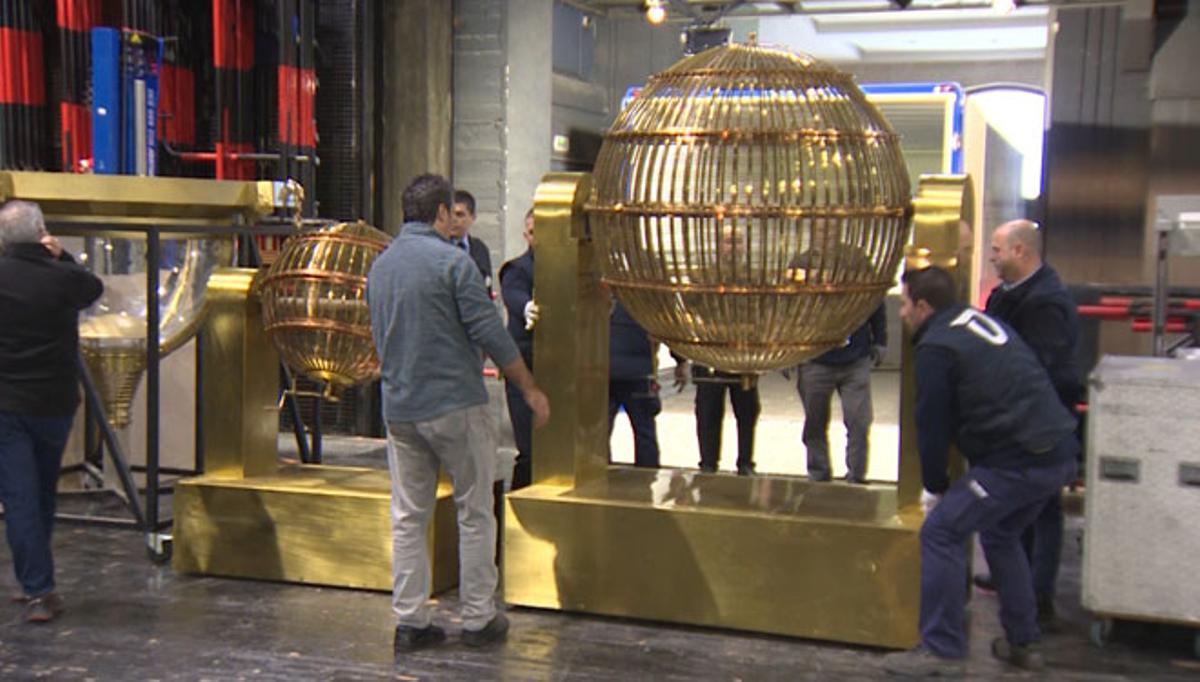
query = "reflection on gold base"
xmin=506 ymin=469 xmax=921 ymax=649
xmin=174 ymin=466 xmax=457 ymax=593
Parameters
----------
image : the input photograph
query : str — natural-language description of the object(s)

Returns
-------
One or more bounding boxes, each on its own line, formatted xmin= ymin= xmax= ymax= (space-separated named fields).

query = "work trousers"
xmin=919 ymin=442 xmax=1077 ymax=658
xmin=608 ymin=378 xmax=661 ymax=468
xmin=386 ymin=403 xmax=499 ymax=631
xmin=695 ymin=381 xmax=759 ymax=471
xmin=0 ymin=411 xmax=73 ymax=599
xmin=798 ymin=358 xmax=873 ymax=482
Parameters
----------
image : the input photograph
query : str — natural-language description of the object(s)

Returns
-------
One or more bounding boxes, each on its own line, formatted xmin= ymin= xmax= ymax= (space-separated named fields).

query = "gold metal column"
xmin=504 ymin=173 xmax=971 ymax=649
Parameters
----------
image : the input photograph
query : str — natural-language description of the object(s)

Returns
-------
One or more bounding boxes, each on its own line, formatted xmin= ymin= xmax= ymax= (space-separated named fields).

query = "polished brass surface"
xmin=258 ymin=221 xmax=391 ymax=389
xmin=199 ymin=269 xmax=282 ymax=479
xmin=0 ymin=170 xmax=286 ymax=225
xmin=531 ymin=174 xmax=611 ymax=488
xmin=586 ymin=44 xmax=912 ymax=373
xmin=505 ymin=172 xmax=944 ymax=648
xmin=78 ymin=346 xmax=144 ymax=430
xmin=174 ymin=466 xmax=458 ymax=594
xmin=898 ymin=175 xmax=974 ymax=508
xmin=507 ymin=468 xmax=922 ymax=648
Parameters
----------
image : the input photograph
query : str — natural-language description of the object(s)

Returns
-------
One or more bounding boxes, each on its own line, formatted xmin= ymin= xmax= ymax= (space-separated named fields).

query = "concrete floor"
xmin=1 ymin=518 xmax=1197 ymax=679
xmin=2 ymin=370 xmax=1198 ymax=679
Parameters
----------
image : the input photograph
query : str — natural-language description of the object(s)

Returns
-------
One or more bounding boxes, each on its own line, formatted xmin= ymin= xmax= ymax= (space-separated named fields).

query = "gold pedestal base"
xmin=505 ymin=468 xmax=921 ymax=649
xmin=173 ymin=465 xmax=458 ymax=593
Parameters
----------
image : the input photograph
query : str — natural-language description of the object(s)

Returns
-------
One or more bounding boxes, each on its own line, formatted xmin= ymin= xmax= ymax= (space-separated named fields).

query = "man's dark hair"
xmin=901 ymin=266 xmax=957 ymax=312
xmin=402 ymin=174 xmax=453 ymax=225
xmin=453 ymin=190 xmax=476 ymax=216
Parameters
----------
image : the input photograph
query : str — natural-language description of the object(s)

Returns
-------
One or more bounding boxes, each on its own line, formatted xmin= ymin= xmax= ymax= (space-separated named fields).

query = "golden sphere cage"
xmin=258 ymin=220 xmax=392 ymax=393
xmin=586 ymin=42 xmax=913 ymax=373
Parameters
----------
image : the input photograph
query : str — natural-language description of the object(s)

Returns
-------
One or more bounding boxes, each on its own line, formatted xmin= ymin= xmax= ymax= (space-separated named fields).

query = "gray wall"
xmin=453 ymin=0 xmax=553 ymax=266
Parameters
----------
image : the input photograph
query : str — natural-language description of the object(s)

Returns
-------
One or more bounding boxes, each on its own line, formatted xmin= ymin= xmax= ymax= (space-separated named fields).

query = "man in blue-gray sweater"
xmin=882 ymin=266 xmax=1077 ymax=676
xmin=368 ymin=174 xmax=549 ymax=655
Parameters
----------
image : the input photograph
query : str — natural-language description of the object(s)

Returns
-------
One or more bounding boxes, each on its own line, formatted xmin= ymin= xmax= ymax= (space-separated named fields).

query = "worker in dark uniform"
xmin=882 ymin=266 xmax=1078 ymax=676
xmin=798 ymin=303 xmax=887 ymax=483
xmin=499 ymin=209 xmax=535 ymax=489
xmin=974 ymin=219 xmax=1082 ymax=627
xmin=674 ymin=356 xmax=758 ymax=476
xmin=608 ymin=299 xmax=660 ymax=468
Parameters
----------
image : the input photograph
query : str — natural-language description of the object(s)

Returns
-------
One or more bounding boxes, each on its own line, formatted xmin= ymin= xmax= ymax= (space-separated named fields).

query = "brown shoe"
xmin=25 ymin=593 xmax=64 ymax=623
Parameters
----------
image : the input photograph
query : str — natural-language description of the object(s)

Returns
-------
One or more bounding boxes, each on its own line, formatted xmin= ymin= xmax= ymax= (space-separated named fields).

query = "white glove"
xmin=920 ymin=489 xmax=942 ymax=515
xmin=524 ymin=301 xmax=541 ymax=331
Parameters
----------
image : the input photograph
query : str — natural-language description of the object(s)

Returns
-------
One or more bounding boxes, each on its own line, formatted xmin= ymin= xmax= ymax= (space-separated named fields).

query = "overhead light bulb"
xmin=645 ymin=0 xmax=667 ymax=25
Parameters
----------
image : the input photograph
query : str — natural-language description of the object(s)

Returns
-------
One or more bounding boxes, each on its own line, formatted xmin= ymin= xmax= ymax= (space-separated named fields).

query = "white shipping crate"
xmin=1083 ymin=355 xmax=1200 ymax=628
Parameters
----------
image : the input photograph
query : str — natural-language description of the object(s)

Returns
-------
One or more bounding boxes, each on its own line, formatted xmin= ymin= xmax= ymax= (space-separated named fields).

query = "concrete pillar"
xmin=502 ymin=1 xmax=553 ymax=259
xmin=381 ymin=0 xmax=453 ymax=235
xmin=1146 ymin=0 xmax=1200 ymax=283
xmin=453 ymin=0 xmax=552 ymax=264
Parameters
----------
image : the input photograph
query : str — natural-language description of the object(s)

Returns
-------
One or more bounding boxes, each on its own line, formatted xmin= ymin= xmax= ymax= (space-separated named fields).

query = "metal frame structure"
xmin=0 ymin=170 xmax=296 ymax=559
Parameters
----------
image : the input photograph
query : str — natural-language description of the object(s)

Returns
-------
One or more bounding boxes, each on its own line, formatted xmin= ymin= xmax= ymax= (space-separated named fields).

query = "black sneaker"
xmin=393 ymin=623 xmax=446 ymax=653
xmin=462 ymin=613 xmax=509 ymax=647
xmin=991 ymin=637 xmax=1045 ymax=671
xmin=736 ymin=464 xmax=755 ymax=476
xmin=25 ymin=593 xmax=64 ymax=624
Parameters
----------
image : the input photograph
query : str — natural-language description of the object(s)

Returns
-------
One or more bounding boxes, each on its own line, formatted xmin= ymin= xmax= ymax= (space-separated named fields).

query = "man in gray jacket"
xmin=368 ymin=174 xmax=549 ymax=654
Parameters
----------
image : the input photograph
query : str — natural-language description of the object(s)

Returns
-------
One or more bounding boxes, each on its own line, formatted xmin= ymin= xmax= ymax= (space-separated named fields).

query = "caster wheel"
xmin=1089 ymin=618 xmax=1114 ymax=648
xmin=147 ymin=539 xmax=173 ymax=565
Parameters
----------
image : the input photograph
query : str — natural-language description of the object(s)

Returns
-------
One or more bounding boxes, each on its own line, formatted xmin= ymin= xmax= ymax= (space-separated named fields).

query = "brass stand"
xmin=172 ymin=269 xmax=459 ymax=592
xmin=503 ymin=173 xmax=972 ymax=649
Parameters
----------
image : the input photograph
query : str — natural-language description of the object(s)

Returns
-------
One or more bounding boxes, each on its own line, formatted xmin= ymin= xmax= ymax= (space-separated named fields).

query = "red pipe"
xmin=1131 ymin=320 xmax=1188 ymax=333
xmin=1077 ymin=304 xmax=1133 ymax=320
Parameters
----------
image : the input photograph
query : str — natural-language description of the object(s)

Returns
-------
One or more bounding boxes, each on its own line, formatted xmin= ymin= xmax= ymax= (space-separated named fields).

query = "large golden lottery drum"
xmin=587 ymin=43 xmax=912 ymax=373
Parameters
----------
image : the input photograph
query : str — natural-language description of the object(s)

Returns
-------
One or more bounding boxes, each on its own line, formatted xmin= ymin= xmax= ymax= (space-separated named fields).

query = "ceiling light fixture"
xmin=645 ymin=0 xmax=667 ymax=25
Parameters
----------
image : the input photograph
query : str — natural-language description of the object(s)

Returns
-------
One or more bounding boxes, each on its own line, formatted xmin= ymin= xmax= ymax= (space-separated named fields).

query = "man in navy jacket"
xmin=975 ymin=219 xmax=1082 ymax=625
xmin=0 ymin=200 xmax=103 ymax=623
xmin=883 ymin=266 xmax=1077 ymax=676
xmin=499 ymin=209 xmax=536 ymax=489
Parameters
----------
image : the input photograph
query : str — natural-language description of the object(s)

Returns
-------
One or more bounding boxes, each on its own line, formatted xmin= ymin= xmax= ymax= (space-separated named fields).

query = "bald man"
xmin=977 ymin=219 xmax=1082 ymax=628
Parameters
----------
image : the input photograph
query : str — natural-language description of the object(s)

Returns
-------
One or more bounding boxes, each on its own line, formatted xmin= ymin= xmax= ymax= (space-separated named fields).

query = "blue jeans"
xmin=0 ymin=411 xmax=74 ymax=598
xmin=608 ymin=378 xmax=661 ymax=468
xmin=919 ymin=443 xmax=1078 ymax=658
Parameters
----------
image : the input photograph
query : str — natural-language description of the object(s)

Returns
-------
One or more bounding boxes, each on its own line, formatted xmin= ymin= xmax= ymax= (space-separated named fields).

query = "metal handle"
xmin=1180 ymin=463 xmax=1200 ymax=487
xmin=1099 ymin=457 xmax=1140 ymax=483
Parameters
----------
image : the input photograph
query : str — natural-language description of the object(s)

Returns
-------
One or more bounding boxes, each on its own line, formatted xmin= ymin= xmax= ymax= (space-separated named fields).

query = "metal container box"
xmin=1084 ymin=355 xmax=1200 ymax=630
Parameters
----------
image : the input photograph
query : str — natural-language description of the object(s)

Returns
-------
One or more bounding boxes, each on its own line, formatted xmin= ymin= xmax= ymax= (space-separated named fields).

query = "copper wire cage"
xmin=586 ymin=43 xmax=913 ymax=373
xmin=258 ymin=221 xmax=391 ymax=393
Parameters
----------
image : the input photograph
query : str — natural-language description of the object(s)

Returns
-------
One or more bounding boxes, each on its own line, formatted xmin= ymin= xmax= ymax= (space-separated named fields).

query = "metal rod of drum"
xmin=1153 ymin=228 xmax=1169 ymax=356
xmin=145 ymin=227 xmax=162 ymax=535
